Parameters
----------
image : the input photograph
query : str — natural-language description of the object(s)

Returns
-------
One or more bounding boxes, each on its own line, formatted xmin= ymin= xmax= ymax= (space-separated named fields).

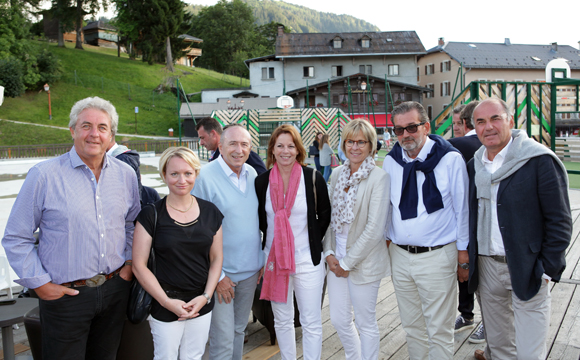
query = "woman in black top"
xmin=133 ymin=147 xmax=223 ymax=360
xmin=312 ymin=132 xmax=323 ymax=172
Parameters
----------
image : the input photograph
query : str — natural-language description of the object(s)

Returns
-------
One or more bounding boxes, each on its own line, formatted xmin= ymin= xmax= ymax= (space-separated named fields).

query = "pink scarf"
xmin=260 ymin=161 xmax=302 ymax=303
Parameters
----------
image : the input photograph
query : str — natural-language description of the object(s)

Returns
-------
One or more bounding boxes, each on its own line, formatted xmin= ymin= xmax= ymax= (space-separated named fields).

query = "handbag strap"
xmin=312 ymin=168 xmax=317 ymax=212
xmin=149 ymin=203 xmax=157 ymax=275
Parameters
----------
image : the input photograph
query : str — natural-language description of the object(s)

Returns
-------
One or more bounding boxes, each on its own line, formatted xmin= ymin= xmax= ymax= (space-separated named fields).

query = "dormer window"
xmin=333 ymin=37 xmax=342 ymax=49
xmin=362 ymin=39 xmax=370 ymax=48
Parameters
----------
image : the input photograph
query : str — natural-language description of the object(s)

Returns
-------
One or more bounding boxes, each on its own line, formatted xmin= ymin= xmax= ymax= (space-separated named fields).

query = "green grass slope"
xmin=0 ymin=41 xmax=248 ymax=145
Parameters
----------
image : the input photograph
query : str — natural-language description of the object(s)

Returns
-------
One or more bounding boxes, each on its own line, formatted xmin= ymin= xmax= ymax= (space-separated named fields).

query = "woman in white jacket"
xmin=323 ymin=119 xmax=391 ymax=360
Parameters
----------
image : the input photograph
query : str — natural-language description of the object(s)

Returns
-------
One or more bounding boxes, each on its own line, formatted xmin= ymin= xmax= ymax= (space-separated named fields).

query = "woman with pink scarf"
xmin=323 ymin=119 xmax=391 ymax=360
xmin=255 ymin=124 xmax=331 ymax=360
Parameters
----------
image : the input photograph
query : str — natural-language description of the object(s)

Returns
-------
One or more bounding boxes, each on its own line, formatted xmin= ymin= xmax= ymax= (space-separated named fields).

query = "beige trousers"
xmin=390 ymin=242 xmax=457 ymax=360
xmin=477 ymin=256 xmax=551 ymax=360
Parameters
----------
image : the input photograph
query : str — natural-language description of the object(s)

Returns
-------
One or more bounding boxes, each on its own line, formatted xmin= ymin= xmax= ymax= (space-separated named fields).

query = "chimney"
xmin=438 ymin=37 xmax=445 ymax=46
xmin=277 ymin=25 xmax=284 ymax=37
xmin=551 ymin=42 xmax=558 ymax=52
xmin=504 ymin=38 xmax=511 ymax=46
xmin=578 ymin=41 xmax=580 ymax=50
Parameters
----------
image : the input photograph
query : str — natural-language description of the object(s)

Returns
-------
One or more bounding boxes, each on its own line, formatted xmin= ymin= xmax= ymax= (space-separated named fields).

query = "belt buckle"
xmin=409 ymin=245 xmax=418 ymax=254
xmin=86 ymin=274 xmax=106 ymax=287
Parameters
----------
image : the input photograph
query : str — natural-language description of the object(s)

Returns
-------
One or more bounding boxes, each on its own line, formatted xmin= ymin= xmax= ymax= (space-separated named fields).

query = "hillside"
xmin=0 ymin=41 xmax=248 ymax=144
xmin=186 ymin=0 xmax=380 ymax=33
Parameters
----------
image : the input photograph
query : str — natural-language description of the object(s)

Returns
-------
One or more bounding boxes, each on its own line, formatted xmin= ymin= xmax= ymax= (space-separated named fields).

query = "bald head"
xmin=219 ymin=124 xmax=252 ymax=175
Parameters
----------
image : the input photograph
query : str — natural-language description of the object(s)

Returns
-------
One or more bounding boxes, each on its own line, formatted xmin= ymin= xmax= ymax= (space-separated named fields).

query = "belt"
xmin=489 ymin=255 xmax=507 ymax=264
xmin=396 ymin=244 xmax=445 ymax=254
xmin=61 ymin=267 xmax=123 ymax=288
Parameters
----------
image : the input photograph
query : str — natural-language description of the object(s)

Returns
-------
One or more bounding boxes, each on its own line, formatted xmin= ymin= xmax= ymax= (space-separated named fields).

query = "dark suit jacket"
xmin=449 ymin=135 xmax=482 ymax=163
xmin=255 ymin=166 xmax=331 ymax=266
xmin=210 ymin=148 xmax=267 ymax=175
xmin=467 ymin=154 xmax=572 ymax=301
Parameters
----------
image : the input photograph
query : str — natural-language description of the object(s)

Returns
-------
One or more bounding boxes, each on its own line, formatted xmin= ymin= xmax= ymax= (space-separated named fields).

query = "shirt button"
xmin=91 ymin=178 xmax=94 ymax=181
xmin=98 ymin=215 xmax=101 ymax=218
xmin=101 ymin=254 xmax=104 ymax=257
xmin=96 ymin=196 xmax=99 ymax=199
xmin=101 ymin=234 xmax=104 ymax=237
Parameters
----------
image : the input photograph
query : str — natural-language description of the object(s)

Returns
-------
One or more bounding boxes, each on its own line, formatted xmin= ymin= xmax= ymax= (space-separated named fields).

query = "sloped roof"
xmin=178 ymin=34 xmax=203 ymax=43
xmin=428 ymin=41 xmax=580 ymax=69
xmin=180 ymin=97 xmax=279 ymax=118
xmin=82 ymin=20 xmax=116 ymax=31
xmin=288 ymin=73 xmax=432 ymax=94
xmin=276 ymin=31 xmax=426 ymax=58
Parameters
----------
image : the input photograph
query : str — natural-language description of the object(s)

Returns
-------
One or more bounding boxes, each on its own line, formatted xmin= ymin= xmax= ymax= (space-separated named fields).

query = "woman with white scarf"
xmin=323 ymin=119 xmax=391 ymax=360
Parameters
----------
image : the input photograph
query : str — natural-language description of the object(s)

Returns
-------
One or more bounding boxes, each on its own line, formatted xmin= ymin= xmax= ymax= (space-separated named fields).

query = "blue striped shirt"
xmin=2 ymin=147 xmax=141 ymax=289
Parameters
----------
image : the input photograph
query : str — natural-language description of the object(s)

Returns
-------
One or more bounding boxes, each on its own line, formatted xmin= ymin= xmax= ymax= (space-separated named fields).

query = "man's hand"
xmin=457 ymin=250 xmax=469 ymax=283
xmin=119 ymin=264 xmax=133 ymax=281
xmin=215 ymin=276 xmax=236 ymax=304
xmin=34 ymin=282 xmax=79 ymax=301
xmin=257 ymin=268 xmax=264 ymax=284
xmin=326 ymin=255 xmax=340 ymax=274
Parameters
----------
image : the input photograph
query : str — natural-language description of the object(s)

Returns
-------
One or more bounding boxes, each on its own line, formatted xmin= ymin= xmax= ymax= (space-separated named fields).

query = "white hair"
xmin=69 ymin=97 xmax=119 ymax=135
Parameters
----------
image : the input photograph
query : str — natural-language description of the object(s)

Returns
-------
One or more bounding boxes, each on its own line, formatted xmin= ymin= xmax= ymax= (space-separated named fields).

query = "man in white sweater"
xmin=192 ymin=124 xmax=264 ymax=360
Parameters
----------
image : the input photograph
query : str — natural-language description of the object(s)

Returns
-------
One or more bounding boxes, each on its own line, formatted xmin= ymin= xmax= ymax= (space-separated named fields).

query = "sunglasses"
xmin=393 ymin=122 xmax=426 ymax=136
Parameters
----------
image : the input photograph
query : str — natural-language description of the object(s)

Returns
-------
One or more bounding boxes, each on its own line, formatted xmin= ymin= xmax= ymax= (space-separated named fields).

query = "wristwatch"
xmin=202 ymin=292 xmax=211 ymax=304
xmin=458 ymin=262 xmax=469 ymax=270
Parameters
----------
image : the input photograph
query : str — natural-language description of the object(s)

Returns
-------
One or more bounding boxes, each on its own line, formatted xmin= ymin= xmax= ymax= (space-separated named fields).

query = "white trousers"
xmin=149 ymin=312 xmax=212 ymax=360
xmin=390 ymin=242 xmax=457 ymax=360
xmin=327 ymin=271 xmax=381 ymax=360
xmin=271 ymin=261 xmax=325 ymax=360
xmin=477 ymin=256 xmax=551 ymax=360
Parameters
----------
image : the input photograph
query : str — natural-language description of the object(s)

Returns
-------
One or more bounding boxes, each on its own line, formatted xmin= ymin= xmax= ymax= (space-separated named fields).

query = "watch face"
xmin=460 ymin=263 xmax=469 ymax=270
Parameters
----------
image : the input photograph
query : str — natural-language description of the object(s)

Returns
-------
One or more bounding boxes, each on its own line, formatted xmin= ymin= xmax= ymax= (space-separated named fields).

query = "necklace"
xmin=167 ymin=196 xmax=194 ymax=213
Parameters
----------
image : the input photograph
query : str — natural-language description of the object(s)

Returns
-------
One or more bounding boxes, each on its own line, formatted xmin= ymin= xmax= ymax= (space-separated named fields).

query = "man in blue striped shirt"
xmin=2 ymin=97 xmax=141 ymax=360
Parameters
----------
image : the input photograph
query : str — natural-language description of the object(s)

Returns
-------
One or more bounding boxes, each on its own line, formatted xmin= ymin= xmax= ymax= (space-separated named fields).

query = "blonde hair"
xmin=266 ymin=125 xmax=307 ymax=169
xmin=340 ymin=119 xmax=377 ymax=156
xmin=159 ymin=147 xmax=201 ymax=182
xmin=319 ymin=134 xmax=329 ymax=150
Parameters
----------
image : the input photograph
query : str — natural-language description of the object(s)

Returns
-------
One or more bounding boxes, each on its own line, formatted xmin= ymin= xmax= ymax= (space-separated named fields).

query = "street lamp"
xmin=361 ymin=81 xmax=367 ymax=118
xmin=43 ymin=83 xmax=52 ymax=120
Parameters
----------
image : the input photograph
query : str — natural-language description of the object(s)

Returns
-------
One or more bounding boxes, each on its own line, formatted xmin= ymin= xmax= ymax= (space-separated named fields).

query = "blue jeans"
xmin=323 ymin=166 xmax=331 ymax=183
xmin=313 ymin=157 xmax=321 ymax=173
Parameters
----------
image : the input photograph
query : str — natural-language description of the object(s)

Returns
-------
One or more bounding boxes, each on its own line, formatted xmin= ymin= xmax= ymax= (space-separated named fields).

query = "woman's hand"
xmin=326 ymin=255 xmax=340 ymax=274
xmin=334 ymin=265 xmax=349 ymax=278
xmin=163 ymin=298 xmax=190 ymax=319
xmin=180 ymin=295 xmax=209 ymax=320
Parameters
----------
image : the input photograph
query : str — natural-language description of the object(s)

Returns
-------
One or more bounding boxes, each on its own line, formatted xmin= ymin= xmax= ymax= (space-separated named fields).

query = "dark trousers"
xmin=313 ymin=157 xmax=322 ymax=173
xmin=39 ymin=275 xmax=131 ymax=360
xmin=458 ymin=279 xmax=474 ymax=319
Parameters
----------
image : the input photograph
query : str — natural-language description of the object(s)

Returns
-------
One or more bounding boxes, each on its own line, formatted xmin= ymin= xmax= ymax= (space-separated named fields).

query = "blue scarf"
xmin=387 ymin=135 xmax=459 ymax=220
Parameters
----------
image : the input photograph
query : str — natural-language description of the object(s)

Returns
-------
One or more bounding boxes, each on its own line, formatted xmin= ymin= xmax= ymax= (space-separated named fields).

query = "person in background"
xmin=133 ymin=147 xmax=223 ymax=360
xmin=384 ymin=130 xmax=391 ymax=150
xmin=312 ymin=132 xmax=323 ymax=172
xmin=255 ymin=124 xmax=331 ymax=360
xmin=319 ymin=134 xmax=333 ymax=182
xmin=196 ymin=117 xmax=267 ymax=175
xmin=192 ymin=124 xmax=264 ymax=360
xmin=324 ymin=119 xmax=391 ymax=360
xmin=2 ymin=96 xmax=140 ymax=359
xmin=452 ymin=104 xmax=468 ymax=137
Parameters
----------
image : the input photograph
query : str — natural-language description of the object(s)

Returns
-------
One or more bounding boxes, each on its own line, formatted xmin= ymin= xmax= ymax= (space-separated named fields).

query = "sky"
xmin=178 ymin=0 xmax=580 ymax=51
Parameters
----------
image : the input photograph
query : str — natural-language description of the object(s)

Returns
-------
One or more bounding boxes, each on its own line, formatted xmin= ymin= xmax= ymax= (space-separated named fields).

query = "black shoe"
xmin=454 ymin=315 xmax=475 ymax=333
xmin=469 ymin=323 xmax=486 ymax=344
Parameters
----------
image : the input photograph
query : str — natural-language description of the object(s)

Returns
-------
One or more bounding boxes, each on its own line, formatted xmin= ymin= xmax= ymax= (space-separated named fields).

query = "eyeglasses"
xmin=393 ymin=122 xmax=426 ymax=136
xmin=345 ymin=139 xmax=369 ymax=147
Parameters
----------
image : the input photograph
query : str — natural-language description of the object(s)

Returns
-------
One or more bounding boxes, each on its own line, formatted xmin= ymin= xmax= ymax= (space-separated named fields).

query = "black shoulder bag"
xmin=127 ymin=204 xmax=157 ymax=324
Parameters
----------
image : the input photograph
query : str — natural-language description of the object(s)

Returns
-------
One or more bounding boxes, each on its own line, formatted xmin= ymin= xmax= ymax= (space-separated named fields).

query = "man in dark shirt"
xmin=196 ymin=117 xmax=267 ymax=175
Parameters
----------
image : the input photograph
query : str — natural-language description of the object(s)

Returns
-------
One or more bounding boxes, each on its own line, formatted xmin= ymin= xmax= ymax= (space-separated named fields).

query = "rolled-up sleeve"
xmin=124 ymin=174 xmax=141 ymax=261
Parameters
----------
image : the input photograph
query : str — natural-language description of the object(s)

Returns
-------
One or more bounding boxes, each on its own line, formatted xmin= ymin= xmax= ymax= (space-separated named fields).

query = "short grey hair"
xmin=69 ymin=97 xmax=119 ymax=135
xmin=473 ymin=98 xmax=512 ymax=119
xmin=452 ymin=104 xmax=466 ymax=115
xmin=392 ymin=101 xmax=430 ymax=124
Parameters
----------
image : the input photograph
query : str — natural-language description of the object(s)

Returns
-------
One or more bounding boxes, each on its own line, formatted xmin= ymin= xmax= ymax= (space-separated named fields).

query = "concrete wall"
xmin=248 ymin=60 xmax=285 ymax=98
xmin=201 ymin=89 xmax=247 ymax=103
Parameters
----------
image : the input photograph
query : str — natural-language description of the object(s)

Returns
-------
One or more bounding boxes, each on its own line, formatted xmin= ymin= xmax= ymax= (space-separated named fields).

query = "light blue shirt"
xmin=2 ymin=147 xmax=141 ymax=289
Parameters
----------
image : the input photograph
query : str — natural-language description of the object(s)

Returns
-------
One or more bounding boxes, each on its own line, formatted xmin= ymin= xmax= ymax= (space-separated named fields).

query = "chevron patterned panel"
xmin=301 ymin=108 xmax=348 ymax=149
xmin=515 ymin=84 xmax=528 ymax=130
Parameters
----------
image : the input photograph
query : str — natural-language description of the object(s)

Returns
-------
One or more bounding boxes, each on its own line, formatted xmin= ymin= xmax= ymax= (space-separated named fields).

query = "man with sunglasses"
xmin=383 ymin=101 xmax=469 ymax=360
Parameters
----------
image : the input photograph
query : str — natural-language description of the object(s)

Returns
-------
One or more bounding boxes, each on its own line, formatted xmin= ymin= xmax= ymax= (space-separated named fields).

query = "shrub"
xmin=0 ymin=58 xmax=25 ymax=97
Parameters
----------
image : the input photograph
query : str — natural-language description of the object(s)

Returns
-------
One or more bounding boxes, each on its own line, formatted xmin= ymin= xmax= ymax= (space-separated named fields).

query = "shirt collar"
xmin=106 ymin=143 xmax=119 ymax=155
xmin=402 ymin=136 xmax=434 ymax=163
xmin=217 ymin=154 xmax=247 ymax=178
xmin=465 ymin=129 xmax=477 ymax=137
xmin=482 ymin=136 xmax=513 ymax=164
xmin=69 ymin=146 xmax=109 ymax=169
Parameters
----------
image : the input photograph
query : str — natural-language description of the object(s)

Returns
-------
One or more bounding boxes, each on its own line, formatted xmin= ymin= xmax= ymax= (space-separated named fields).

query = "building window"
xmin=359 ymin=65 xmax=365 ymax=73
xmin=441 ymin=81 xmax=450 ymax=97
xmin=427 ymin=105 xmax=433 ymax=120
xmin=333 ymin=38 xmax=342 ymax=48
xmin=362 ymin=39 xmax=370 ymax=48
xmin=388 ymin=64 xmax=399 ymax=76
xmin=331 ymin=65 xmax=343 ymax=77
xmin=332 ymin=94 xmax=340 ymax=105
xmin=367 ymin=65 xmax=372 ymax=75
xmin=441 ymin=60 xmax=451 ymax=72
xmin=425 ymin=64 xmax=435 ymax=75
xmin=417 ymin=67 xmax=420 ymax=82
xmin=303 ymin=66 xmax=314 ymax=78
xmin=425 ymin=84 xmax=434 ymax=98
xmin=262 ymin=67 xmax=275 ymax=79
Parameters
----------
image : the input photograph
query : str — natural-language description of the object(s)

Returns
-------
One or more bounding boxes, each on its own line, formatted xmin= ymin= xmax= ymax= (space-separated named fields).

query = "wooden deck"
xmin=243 ymin=203 xmax=580 ymax=360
